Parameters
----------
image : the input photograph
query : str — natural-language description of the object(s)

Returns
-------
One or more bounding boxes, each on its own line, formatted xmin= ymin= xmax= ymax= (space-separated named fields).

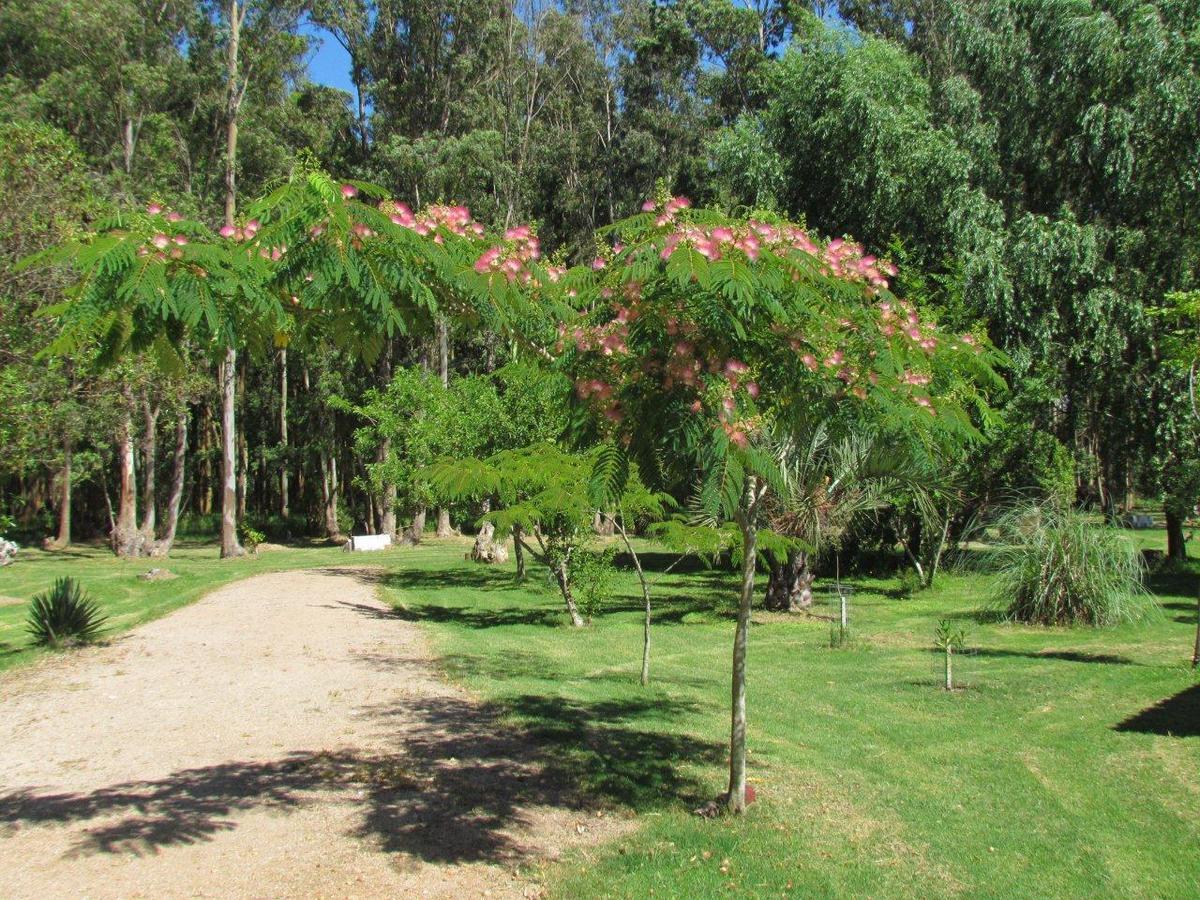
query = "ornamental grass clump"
xmin=26 ymin=577 xmax=108 ymax=648
xmin=986 ymin=504 xmax=1152 ymax=626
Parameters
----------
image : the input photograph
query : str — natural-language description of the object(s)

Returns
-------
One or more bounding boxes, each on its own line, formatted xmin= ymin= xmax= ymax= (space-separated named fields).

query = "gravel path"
xmin=0 ymin=568 xmax=623 ymax=898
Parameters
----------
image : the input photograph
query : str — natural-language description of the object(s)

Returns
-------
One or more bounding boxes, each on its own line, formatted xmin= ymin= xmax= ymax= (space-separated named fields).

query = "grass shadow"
xmin=1114 ymin=683 xmax=1200 ymax=737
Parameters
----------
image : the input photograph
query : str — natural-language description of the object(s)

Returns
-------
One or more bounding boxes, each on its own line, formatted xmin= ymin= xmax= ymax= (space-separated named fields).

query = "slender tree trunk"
xmin=139 ymin=395 xmax=160 ymax=539
xmin=433 ymin=322 xmax=453 ymax=536
xmin=236 ymin=362 xmax=247 ymax=522
xmin=152 ymin=409 xmax=188 ymax=557
xmin=112 ymin=397 xmax=144 ymax=558
xmin=54 ymin=436 xmax=72 ymax=548
xmin=553 ymin=551 xmax=585 ymax=627
xmin=379 ymin=452 xmax=397 ymax=537
xmin=728 ymin=478 xmax=763 ymax=814
xmin=609 ymin=512 xmax=652 ymax=686
xmin=1166 ymin=506 xmax=1187 ymax=561
xmin=218 ymin=0 xmax=245 ymax=558
xmin=199 ymin=402 xmax=212 ymax=515
xmin=944 ymin=645 xmax=954 ymax=690
xmin=1192 ymin=587 xmax=1200 ymax=668
xmin=321 ymin=453 xmax=341 ymax=540
xmin=280 ymin=347 xmax=289 ymax=520
xmin=219 ymin=347 xmax=244 ymax=557
xmin=378 ymin=343 xmax=396 ymax=538
xmin=513 ymin=523 xmax=527 ymax=579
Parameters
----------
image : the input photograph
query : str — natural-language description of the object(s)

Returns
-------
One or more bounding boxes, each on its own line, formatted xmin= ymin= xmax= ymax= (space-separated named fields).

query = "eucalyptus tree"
xmin=566 ymin=195 xmax=1002 ymax=812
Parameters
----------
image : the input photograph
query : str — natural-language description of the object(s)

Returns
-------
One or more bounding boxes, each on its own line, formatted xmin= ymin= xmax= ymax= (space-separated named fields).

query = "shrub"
xmin=984 ymin=503 xmax=1152 ymax=626
xmin=238 ymin=521 xmax=265 ymax=551
xmin=572 ymin=545 xmax=618 ymax=620
xmin=26 ymin=577 xmax=108 ymax=647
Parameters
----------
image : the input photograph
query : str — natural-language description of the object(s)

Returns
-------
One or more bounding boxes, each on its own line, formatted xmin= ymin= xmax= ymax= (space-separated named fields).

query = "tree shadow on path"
xmin=0 ymin=692 xmax=720 ymax=863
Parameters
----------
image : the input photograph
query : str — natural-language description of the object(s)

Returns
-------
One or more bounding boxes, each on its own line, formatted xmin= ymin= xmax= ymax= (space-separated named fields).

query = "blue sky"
xmin=302 ymin=23 xmax=356 ymax=95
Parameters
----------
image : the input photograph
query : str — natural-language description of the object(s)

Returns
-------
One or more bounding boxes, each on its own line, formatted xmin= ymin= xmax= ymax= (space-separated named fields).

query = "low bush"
xmin=983 ymin=503 xmax=1152 ymax=626
xmin=26 ymin=577 xmax=108 ymax=647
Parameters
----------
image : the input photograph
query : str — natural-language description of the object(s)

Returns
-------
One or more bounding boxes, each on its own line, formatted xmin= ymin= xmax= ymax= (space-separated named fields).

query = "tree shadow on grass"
xmin=1114 ymin=682 xmax=1200 ymax=737
xmin=0 ymin=693 xmax=720 ymax=862
xmin=965 ymin=648 xmax=1139 ymax=666
xmin=1146 ymin=569 xmax=1199 ymax=602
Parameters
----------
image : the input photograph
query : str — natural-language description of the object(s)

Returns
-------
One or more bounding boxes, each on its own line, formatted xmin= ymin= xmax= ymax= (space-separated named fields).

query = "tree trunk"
xmin=727 ymin=478 xmax=762 ymax=814
xmin=469 ymin=520 xmax=508 ymax=563
xmin=609 ymin=512 xmax=652 ymax=686
xmin=218 ymin=0 xmax=245 ymax=559
xmin=219 ymin=347 xmax=244 ymax=557
xmin=53 ymin=436 xmax=72 ymax=548
xmin=279 ymin=347 xmax=289 ymax=520
xmin=377 ymin=342 xmax=396 ymax=538
xmin=554 ymin=554 xmax=585 ymax=627
xmin=1166 ymin=506 xmax=1187 ymax=561
xmin=1193 ymin=589 xmax=1200 ymax=669
xmin=236 ymin=362 xmax=247 ymax=522
xmin=139 ymin=395 xmax=160 ymax=539
xmin=379 ymin=464 xmax=396 ymax=536
xmin=401 ymin=507 xmax=426 ymax=545
xmin=436 ymin=507 xmax=453 ymax=537
xmin=199 ymin=402 xmax=212 ymax=515
xmin=111 ymin=400 xmax=144 ymax=558
xmin=321 ymin=453 xmax=341 ymax=541
xmin=763 ymin=549 xmax=813 ymax=611
xmin=152 ymin=409 xmax=188 ymax=557
xmin=513 ymin=523 xmax=527 ymax=579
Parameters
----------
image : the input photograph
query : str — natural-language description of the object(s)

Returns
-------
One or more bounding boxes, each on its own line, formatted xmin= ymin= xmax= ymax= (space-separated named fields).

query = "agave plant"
xmin=26 ymin=577 xmax=108 ymax=648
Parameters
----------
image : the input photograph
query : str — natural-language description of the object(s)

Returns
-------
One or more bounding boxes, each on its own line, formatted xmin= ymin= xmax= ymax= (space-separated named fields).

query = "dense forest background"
xmin=2 ymin=0 xmax=1198 ymax=560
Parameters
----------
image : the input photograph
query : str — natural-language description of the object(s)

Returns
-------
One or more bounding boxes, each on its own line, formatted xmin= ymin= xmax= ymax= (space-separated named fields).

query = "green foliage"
xmin=25 ymin=576 xmax=107 ymax=647
xmin=897 ymin=568 xmax=927 ymax=600
xmin=571 ymin=545 xmax=618 ymax=620
xmin=933 ymin=619 xmax=968 ymax=652
xmin=238 ymin=522 xmax=265 ymax=551
xmin=983 ymin=504 xmax=1153 ymax=626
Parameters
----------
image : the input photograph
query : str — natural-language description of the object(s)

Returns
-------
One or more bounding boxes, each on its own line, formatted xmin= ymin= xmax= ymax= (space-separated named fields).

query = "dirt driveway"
xmin=0 ymin=568 xmax=624 ymax=898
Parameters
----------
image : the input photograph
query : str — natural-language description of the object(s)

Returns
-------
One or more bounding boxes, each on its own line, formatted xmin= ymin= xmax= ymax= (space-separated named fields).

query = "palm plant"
xmin=761 ymin=423 xmax=944 ymax=611
xmin=26 ymin=577 xmax=107 ymax=647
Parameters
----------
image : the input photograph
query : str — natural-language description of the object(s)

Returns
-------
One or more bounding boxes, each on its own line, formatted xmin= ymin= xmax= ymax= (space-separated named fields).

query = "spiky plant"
xmin=984 ymin=503 xmax=1152 ymax=626
xmin=26 ymin=577 xmax=107 ymax=648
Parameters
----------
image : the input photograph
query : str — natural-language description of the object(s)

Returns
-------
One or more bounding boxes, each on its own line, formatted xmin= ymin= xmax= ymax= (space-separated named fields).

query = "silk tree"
xmin=564 ymin=195 xmax=1003 ymax=813
xmin=31 ymin=168 xmax=545 ymax=552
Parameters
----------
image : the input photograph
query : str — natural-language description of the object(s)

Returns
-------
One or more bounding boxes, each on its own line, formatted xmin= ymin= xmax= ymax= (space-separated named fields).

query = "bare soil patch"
xmin=0 ymin=568 xmax=629 ymax=898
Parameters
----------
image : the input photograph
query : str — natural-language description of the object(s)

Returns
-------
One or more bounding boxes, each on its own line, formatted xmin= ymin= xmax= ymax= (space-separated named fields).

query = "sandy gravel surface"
xmin=0 ymin=568 xmax=624 ymax=899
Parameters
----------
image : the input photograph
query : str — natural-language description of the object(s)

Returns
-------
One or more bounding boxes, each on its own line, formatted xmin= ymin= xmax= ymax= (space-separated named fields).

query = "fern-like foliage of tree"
xmin=560 ymin=193 xmax=1005 ymax=812
xmin=431 ymin=443 xmax=613 ymax=628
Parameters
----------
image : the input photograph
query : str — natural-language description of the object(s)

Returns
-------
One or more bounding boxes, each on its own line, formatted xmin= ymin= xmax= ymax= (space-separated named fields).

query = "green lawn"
xmin=2 ymin=532 xmax=1198 ymax=897
xmin=0 ymin=539 xmax=353 ymax=672
xmin=371 ymin=536 xmax=1200 ymax=898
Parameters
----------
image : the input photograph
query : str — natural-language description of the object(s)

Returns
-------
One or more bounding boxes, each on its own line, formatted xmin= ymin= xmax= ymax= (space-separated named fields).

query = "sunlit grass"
xmin=2 ymin=529 xmax=1197 ymax=896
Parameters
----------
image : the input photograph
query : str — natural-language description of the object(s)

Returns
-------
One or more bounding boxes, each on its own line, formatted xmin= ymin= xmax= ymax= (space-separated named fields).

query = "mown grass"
xmin=2 ymin=530 xmax=1197 ymax=897
xmin=0 ymin=539 xmax=353 ymax=672
xmin=373 ymin=534 xmax=1200 ymax=898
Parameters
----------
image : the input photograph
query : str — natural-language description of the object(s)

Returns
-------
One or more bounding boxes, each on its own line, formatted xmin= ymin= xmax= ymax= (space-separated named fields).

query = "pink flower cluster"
xmin=219 ymin=219 xmax=260 ymax=241
xmin=644 ymin=196 xmax=897 ymax=292
xmin=474 ymin=224 xmax=542 ymax=283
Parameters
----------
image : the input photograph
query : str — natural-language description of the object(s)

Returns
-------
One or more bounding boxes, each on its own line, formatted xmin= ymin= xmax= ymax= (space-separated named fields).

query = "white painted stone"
xmin=348 ymin=533 xmax=393 ymax=552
